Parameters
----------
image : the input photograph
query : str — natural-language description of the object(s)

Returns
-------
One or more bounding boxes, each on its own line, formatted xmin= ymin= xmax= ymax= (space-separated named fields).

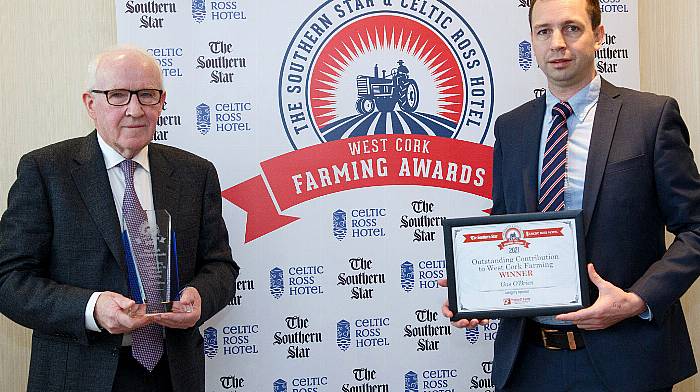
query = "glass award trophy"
xmin=121 ymin=209 xmax=180 ymax=314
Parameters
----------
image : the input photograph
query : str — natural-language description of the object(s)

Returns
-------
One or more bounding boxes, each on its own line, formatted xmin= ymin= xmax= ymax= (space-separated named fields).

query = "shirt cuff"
xmin=85 ymin=291 xmax=103 ymax=332
xmin=638 ymin=304 xmax=653 ymax=321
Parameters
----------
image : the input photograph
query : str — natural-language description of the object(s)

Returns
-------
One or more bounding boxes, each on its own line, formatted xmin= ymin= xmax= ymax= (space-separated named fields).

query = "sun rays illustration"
xmin=308 ymin=15 xmax=466 ymax=140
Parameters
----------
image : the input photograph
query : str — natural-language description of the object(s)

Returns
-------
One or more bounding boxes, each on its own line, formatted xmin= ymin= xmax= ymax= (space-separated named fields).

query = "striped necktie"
xmin=119 ymin=159 xmax=164 ymax=371
xmin=539 ymin=101 xmax=573 ymax=212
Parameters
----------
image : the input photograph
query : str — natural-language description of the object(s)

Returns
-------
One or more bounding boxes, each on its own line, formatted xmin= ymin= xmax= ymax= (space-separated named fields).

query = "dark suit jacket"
xmin=0 ymin=131 xmax=239 ymax=392
xmin=490 ymin=80 xmax=700 ymax=391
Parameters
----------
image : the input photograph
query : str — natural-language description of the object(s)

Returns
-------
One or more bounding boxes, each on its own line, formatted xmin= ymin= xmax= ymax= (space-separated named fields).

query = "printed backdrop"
xmin=116 ymin=1 xmax=639 ymax=391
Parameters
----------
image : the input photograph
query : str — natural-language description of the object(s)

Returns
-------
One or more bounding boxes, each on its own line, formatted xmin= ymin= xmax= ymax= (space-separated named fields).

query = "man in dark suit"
xmin=441 ymin=0 xmax=700 ymax=391
xmin=0 ymin=46 xmax=239 ymax=392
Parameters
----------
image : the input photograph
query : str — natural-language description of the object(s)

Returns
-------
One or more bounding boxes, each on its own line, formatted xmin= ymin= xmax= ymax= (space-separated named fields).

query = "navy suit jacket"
xmin=0 ymin=131 xmax=239 ymax=392
xmin=490 ymin=80 xmax=700 ymax=391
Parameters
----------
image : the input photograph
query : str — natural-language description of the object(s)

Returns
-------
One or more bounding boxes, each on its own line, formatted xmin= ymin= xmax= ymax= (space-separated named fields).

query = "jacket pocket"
xmin=604 ymin=154 xmax=646 ymax=175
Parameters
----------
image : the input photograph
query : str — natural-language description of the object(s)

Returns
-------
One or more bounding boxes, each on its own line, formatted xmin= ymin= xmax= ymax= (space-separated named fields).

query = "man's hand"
xmin=94 ymin=291 xmax=151 ymax=334
xmin=152 ymin=286 xmax=202 ymax=329
xmin=438 ymin=278 xmax=489 ymax=329
xmin=556 ymin=263 xmax=646 ymax=330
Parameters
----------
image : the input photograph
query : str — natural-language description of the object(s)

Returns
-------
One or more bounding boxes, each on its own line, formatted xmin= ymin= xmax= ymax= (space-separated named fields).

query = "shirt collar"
xmin=545 ymin=74 xmax=601 ymax=122
xmin=96 ymin=131 xmax=150 ymax=173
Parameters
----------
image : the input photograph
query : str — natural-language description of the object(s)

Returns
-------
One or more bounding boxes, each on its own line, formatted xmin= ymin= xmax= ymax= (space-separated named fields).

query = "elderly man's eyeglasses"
xmin=90 ymin=89 xmax=163 ymax=106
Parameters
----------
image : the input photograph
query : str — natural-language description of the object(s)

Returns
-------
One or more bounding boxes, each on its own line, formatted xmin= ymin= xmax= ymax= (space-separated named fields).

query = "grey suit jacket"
xmin=0 ymin=131 xmax=239 ymax=392
xmin=490 ymin=80 xmax=700 ymax=391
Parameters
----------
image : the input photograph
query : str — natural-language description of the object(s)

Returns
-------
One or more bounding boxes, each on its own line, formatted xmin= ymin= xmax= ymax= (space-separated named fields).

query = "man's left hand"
xmin=152 ymin=286 xmax=202 ymax=329
xmin=556 ymin=263 xmax=646 ymax=330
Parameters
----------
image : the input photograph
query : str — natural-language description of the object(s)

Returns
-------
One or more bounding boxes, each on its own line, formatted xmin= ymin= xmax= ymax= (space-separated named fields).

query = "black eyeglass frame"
xmin=90 ymin=89 xmax=164 ymax=106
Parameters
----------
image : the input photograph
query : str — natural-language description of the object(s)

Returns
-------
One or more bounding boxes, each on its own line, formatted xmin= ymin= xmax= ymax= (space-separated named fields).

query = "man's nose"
xmin=549 ymin=30 xmax=566 ymax=51
xmin=125 ymin=94 xmax=145 ymax=117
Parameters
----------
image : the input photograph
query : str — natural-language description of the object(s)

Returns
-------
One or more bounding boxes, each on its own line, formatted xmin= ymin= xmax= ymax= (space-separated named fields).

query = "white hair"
xmin=85 ymin=44 xmax=164 ymax=90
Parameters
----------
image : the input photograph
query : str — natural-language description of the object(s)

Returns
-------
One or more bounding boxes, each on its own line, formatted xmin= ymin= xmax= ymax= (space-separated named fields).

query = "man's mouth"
xmin=549 ymin=58 xmax=572 ymax=67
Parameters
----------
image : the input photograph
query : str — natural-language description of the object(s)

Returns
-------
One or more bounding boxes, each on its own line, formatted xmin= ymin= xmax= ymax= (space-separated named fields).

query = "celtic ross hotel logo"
xmin=336 ymin=320 xmax=351 ymax=351
xmin=401 ymin=261 xmax=415 ymax=292
xmin=465 ymin=327 xmax=480 ymax=344
xmin=192 ymin=0 xmax=206 ymax=23
xmin=274 ymin=379 xmax=287 ymax=392
xmin=518 ymin=41 xmax=533 ymax=71
xmin=404 ymin=371 xmax=419 ymax=392
xmin=203 ymin=327 xmax=218 ymax=358
xmin=196 ymin=103 xmax=211 ymax=135
xmin=270 ymin=267 xmax=284 ymax=299
xmin=333 ymin=209 xmax=347 ymax=241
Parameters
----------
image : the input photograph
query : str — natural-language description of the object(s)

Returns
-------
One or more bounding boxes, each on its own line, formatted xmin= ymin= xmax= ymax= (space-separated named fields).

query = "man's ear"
xmin=594 ymin=24 xmax=606 ymax=50
xmin=82 ymin=91 xmax=97 ymax=120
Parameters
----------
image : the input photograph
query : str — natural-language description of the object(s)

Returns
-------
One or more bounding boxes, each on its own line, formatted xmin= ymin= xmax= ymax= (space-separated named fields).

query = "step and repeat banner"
xmin=116 ymin=1 xmax=638 ymax=391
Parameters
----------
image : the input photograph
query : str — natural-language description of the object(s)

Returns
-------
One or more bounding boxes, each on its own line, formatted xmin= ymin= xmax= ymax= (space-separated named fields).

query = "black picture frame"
xmin=442 ymin=210 xmax=589 ymax=321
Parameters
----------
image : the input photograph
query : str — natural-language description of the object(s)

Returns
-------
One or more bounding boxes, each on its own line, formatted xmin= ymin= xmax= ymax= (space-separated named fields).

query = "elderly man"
xmin=0 ymin=46 xmax=239 ymax=392
xmin=441 ymin=0 xmax=700 ymax=391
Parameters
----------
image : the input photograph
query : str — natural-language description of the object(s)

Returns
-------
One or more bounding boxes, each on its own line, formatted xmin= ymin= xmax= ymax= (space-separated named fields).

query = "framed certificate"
xmin=442 ymin=210 xmax=589 ymax=320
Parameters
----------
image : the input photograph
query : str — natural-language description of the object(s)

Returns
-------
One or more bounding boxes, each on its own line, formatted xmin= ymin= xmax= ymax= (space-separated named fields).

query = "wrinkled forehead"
xmin=95 ymin=51 xmax=163 ymax=90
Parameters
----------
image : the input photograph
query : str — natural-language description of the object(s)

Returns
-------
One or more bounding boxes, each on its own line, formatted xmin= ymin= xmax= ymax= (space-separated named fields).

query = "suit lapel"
xmin=522 ymin=96 xmax=547 ymax=212
xmin=149 ymin=145 xmax=179 ymax=220
xmin=582 ymin=79 xmax=622 ymax=234
xmin=70 ymin=131 xmax=124 ymax=267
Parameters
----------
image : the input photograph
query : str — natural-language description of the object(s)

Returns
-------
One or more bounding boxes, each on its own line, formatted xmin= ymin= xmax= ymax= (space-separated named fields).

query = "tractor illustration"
xmin=355 ymin=60 xmax=419 ymax=114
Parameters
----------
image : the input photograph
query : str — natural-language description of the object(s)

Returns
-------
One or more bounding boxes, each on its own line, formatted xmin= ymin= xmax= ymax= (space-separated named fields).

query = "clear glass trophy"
xmin=121 ymin=209 xmax=180 ymax=314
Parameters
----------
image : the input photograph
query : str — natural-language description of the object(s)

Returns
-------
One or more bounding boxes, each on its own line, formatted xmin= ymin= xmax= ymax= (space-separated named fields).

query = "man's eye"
xmin=565 ymin=25 xmax=581 ymax=33
xmin=535 ymin=29 xmax=551 ymax=39
xmin=109 ymin=91 xmax=129 ymax=99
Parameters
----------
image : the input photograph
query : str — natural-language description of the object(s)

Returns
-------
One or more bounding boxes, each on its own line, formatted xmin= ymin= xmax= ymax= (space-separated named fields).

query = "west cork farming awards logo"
xmin=222 ymin=1 xmax=495 ymax=243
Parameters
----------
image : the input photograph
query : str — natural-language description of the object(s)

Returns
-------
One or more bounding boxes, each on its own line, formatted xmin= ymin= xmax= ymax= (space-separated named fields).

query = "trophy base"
xmin=140 ymin=301 xmax=174 ymax=316
xmin=134 ymin=301 xmax=193 ymax=317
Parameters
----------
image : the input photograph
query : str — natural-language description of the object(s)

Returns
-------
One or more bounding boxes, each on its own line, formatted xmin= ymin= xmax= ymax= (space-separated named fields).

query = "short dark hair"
xmin=529 ymin=0 xmax=601 ymax=30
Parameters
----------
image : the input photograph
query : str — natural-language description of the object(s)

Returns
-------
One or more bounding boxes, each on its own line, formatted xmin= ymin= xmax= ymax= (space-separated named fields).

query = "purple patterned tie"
xmin=119 ymin=159 xmax=164 ymax=371
xmin=539 ymin=101 xmax=574 ymax=212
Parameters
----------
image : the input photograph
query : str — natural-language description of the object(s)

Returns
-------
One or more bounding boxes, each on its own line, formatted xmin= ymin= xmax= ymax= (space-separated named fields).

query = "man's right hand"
xmin=437 ymin=278 xmax=490 ymax=329
xmin=94 ymin=291 xmax=151 ymax=334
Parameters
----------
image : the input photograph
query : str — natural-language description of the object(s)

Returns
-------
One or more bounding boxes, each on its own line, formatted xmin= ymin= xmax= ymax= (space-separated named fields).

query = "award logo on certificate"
xmin=122 ymin=209 xmax=180 ymax=314
xmin=442 ymin=210 xmax=589 ymax=320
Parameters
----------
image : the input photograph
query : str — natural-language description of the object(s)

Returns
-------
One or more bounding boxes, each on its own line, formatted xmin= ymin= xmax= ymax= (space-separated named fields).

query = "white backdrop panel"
xmin=115 ymin=1 xmax=639 ymax=391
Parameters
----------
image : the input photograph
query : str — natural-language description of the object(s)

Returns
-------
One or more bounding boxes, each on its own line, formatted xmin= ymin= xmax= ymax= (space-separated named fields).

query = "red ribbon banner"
xmin=222 ymin=135 xmax=493 ymax=243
